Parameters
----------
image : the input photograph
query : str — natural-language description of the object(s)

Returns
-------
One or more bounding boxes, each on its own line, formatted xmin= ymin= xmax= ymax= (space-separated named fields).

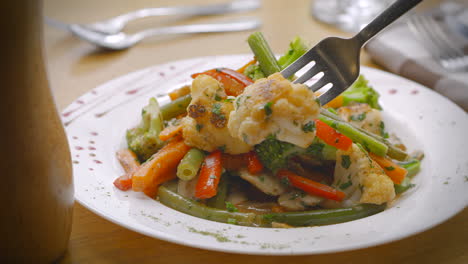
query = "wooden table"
xmin=44 ymin=0 xmax=467 ymax=263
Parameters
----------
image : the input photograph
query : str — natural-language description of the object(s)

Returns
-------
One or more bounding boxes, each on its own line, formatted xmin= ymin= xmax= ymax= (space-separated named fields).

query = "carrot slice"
xmin=195 ymin=150 xmax=223 ymax=199
xmin=113 ymin=175 xmax=133 ymax=191
xmin=369 ymin=153 xmax=407 ymax=184
xmin=236 ymin=59 xmax=256 ymax=73
xmin=114 ymin=149 xmax=140 ymax=191
xmin=132 ymin=138 xmax=191 ymax=197
xmin=277 ymin=170 xmax=346 ymax=201
xmin=324 ymin=95 xmax=344 ymax=108
xmin=159 ymin=123 xmax=183 ymax=141
xmin=245 ymin=151 xmax=263 ymax=175
xmin=168 ymin=85 xmax=191 ymax=101
xmin=315 ymin=119 xmax=353 ymax=151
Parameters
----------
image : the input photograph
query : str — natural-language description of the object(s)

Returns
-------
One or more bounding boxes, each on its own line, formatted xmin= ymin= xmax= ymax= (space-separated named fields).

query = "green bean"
xmin=158 ymin=186 xmax=258 ymax=226
xmin=161 ymin=94 xmax=192 ymax=120
xmin=394 ymin=177 xmax=414 ymax=194
xmin=318 ymin=114 xmax=388 ymax=157
xmin=159 ymin=186 xmax=387 ymax=227
xmin=206 ymin=173 xmax=229 ymax=209
xmin=177 ymin=148 xmax=205 ymax=181
xmin=398 ymin=159 xmax=421 ymax=178
xmin=320 ymin=109 xmax=408 ymax=161
xmin=262 ymin=204 xmax=386 ymax=226
xmin=247 ymin=32 xmax=282 ymax=76
xmin=394 ymin=159 xmax=420 ymax=194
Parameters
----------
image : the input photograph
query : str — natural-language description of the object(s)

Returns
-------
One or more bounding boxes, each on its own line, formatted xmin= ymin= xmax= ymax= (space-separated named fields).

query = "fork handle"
xmin=354 ymin=0 xmax=422 ymax=45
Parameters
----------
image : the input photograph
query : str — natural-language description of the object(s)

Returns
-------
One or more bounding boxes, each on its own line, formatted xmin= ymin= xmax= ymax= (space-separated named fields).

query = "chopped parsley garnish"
xmin=212 ymin=103 xmax=223 ymax=115
xmin=339 ymin=181 xmax=352 ymax=190
xmin=341 ymin=155 xmax=351 ymax=169
xmin=315 ymin=98 xmax=321 ymax=106
xmin=289 ymin=191 xmax=306 ymax=200
xmin=264 ymin=102 xmax=273 ymax=116
xmin=212 ymin=103 xmax=225 ymax=120
xmin=214 ymin=94 xmax=222 ymax=101
xmin=385 ymin=166 xmax=395 ymax=171
xmin=218 ymin=145 xmax=226 ymax=153
xmin=280 ymin=177 xmax=291 ymax=186
xmin=225 ymin=202 xmax=238 ymax=212
xmin=302 ymin=121 xmax=316 ymax=133
xmin=350 ymin=112 xmax=366 ymax=121
xmin=380 ymin=121 xmax=389 ymax=138
xmin=196 ymin=123 xmax=203 ymax=132
xmin=224 ymin=96 xmax=235 ymax=103
xmin=306 ymin=142 xmax=324 ymax=158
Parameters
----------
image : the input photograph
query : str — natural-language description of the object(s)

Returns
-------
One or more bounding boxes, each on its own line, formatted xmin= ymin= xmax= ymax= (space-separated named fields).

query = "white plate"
xmin=64 ymin=55 xmax=468 ymax=255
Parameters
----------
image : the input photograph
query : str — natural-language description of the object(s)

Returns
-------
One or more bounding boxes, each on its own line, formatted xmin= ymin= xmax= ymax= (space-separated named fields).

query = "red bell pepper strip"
xmin=195 ymin=150 xmax=223 ymax=199
xmin=245 ymin=151 xmax=263 ymax=175
xmin=315 ymin=119 xmax=353 ymax=151
xmin=277 ymin=170 xmax=346 ymax=201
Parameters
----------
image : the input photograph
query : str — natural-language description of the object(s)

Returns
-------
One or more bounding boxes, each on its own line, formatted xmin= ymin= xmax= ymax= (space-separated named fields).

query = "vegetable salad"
xmin=114 ymin=32 xmax=421 ymax=228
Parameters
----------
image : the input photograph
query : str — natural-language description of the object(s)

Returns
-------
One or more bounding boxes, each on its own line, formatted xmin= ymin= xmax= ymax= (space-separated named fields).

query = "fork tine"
xmin=293 ymin=64 xmax=322 ymax=84
xmin=281 ymin=49 xmax=316 ymax=78
xmin=308 ymin=75 xmax=331 ymax=92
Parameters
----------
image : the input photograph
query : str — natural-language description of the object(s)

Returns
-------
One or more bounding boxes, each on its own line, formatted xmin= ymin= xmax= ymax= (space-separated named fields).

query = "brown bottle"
xmin=0 ymin=0 xmax=74 ymax=263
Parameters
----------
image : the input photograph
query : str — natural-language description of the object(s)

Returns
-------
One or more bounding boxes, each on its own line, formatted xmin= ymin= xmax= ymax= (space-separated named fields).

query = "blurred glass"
xmin=312 ymin=0 xmax=394 ymax=32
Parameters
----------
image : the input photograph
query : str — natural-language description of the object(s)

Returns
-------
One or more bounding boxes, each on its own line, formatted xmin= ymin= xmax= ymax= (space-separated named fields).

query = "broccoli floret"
xmin=254 ymin=136 xmax=337 ymax=172
xmin=243 ymin=64 xmax=265 ymax=81
xmin=342 ymin=75 xmax=382 ymax=110
xmin=278 ymin=36 xmax=309 ymax=69
xmin=126 ymin=97 xmax=164 ymax=162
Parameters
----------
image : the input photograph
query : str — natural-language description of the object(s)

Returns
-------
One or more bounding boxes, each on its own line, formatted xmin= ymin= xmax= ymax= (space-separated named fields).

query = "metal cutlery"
xmin=407 ymin=14 xmax=468 ymax=72
xmin=69 ymin=17 xmax=261 ymax=50
xmin=81 ymin=0 xmax=260 ymax=35
xmin=281 ymin=0 xmax=422 ymax=105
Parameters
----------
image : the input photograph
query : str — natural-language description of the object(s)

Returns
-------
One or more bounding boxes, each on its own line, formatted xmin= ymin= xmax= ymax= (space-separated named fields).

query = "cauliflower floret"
xmin=181 ymin=75 xmax=251 ymax=154
xmin=228 ymin=73 xmax=320 ymax=148
xmin=324 ymin=144 xmax=395 ymax=208
xmin=337 ymin=103 xmax=383 ymax=135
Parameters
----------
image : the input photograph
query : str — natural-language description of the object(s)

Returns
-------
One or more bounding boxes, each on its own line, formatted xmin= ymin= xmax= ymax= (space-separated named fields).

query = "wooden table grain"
xmin=43 ymin=0 xmax=467 ymax=263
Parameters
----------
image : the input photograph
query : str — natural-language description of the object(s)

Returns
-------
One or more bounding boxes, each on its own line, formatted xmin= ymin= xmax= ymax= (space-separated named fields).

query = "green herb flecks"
xmin=302 ymin=121 xmax=316 ymax=133
xmin=225 ymin=202 xmax=239 ymax=212
xmin=350 ymin=113 xmax=366 ymax=121
xmin=196 ymin=123 xmax=203 ymax=132
xmin=339 ymin=181 xmax=352 ymax=190
xmin=264 ymin=102 xmax=273 ymax=117
xmin=341 ymin=155 xmax=351 ymax=169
